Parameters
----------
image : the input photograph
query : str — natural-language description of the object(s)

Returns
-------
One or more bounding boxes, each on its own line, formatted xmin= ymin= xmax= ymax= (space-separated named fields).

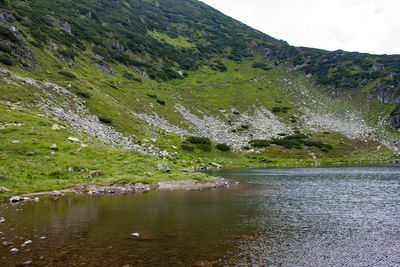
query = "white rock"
xmin=151 ymin=138 xmax=157 ymax=142
xmin=50 ymin=144 xmax=57 ymax=148
xmin=24 ymin=240 xmax=32 ymax=245
xmin=81 ymin=144 xmax=88 ymax=147
xmin=10 ymin=248 xmax=19 ymax=253
xmin=67 ymin=137 xmax=80 ymax=143
xmin=52 ymin=124 xmax=61 ymax=130
xmin=12 ymin=140 xmax=20 ymax=144
xmin=131 ymin=233 xmax=140 ymax=238
xmin=68 ymin=167 xmax=74 ymax=173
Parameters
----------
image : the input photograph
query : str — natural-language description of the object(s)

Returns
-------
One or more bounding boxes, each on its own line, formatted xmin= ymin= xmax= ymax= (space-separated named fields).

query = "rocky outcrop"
xmin=157 ymin=177 xmax=231 ymax=191
xmin=86 ymin=183 xmax=151 ymax=194
xmin=388 ymin=115 xmax=400 ymax=130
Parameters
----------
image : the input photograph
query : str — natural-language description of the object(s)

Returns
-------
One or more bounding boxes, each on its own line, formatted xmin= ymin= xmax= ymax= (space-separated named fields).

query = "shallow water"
xmin=1 ymin=165 xmax=400 ymax=266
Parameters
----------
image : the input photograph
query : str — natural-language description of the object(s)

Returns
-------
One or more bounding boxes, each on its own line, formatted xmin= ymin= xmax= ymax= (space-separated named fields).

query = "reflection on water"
xmin=1 ymin=165 xmax=400 ymax=266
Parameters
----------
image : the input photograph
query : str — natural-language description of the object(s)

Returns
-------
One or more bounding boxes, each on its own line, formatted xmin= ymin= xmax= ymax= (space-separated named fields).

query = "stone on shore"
xmin=210 ymin=162 xmax=222 ymax=169
xmin=0 ymin=186 xmax=11 ymax=193
xmin=52 ymin=190 xmax=62 ymax=197
xmin=10 ymin=196 xmax=24 ymax=203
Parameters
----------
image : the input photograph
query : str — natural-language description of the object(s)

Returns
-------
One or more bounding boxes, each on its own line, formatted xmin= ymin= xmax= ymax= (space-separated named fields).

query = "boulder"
xmin=210 ymin=162 xmax=222 ymax=169
xmin=0 ymin=186 xmax=11 ymax=193
xmin=52 ymin=124 xmax=60 ymax=130
xmin=9 ymin=196 xmax=23 ymax=203
xmin=67 ymin=137 xmax=80 ymax=143
xmin=88 ymin=170 xmax=102 ymax=178
xmin=157 ymin=164 xmax=170 ymax=172
xmin=52 ymin=191 xmax=62 ymax=197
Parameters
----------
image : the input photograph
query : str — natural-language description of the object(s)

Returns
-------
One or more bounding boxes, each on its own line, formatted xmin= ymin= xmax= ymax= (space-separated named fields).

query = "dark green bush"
xmin=0 ymin=54 xmax=13 ymax=66
xmin=76 ymin=91 xmax=90 ymax=98
xmin=156 ymin=99 xmax=165 ymax=105
xmin=187 ymin=136 xmax=211 ymax=145
xmin=147 ymin=94 xmax=157 ymax=98
xmin=0 ymin=43 xmax=11 ymax=53
xmin=98 ymin=117 xmax=112 ymax=124
xmin=272 ymin=107 xmax=281 ymax=113
xmin=197 ymin=143 xmax=212 ymax=151
xmin=0 ymin=26 xmax=18 ymax=43
xmin=249 ymin=139 xmax=270 ymax=148
xmin=181 ymin=145 xmax=194 ymax=151
xmin=252 ymin=62 xmax=271 ymax=70
xmin=216 ymin=143 xmax=230 ymax=151
xmin=241 ymin=125 xmax=249 ymax=129
xmin=58 ymin=71 xmax=76 ymax=79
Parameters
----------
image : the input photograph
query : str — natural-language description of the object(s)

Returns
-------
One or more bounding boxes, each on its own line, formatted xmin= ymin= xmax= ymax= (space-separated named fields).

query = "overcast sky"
xmin=200 ymin=0 xmax=400 ymax=55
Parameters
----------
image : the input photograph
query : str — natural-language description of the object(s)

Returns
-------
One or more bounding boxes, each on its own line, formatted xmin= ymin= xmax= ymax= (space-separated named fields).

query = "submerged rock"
xmin=131 ymin=233 xmax=140 ymax=238
xmin=10 ymin=248 xmax=19 ymax=253
xmin=2 ymin=241 xmax=12 ymax=247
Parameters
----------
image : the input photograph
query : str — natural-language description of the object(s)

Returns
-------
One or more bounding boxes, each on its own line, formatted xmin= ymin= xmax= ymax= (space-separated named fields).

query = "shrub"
xmin=147 ymin=94 xmax=157 ymax=98
xmin=181 ymin=145 xmax=194 ymax=151
xmin=0 ymin=54 xmax=13 ymax=66
xmin=197 ymin=143 xmax=212 ymax=151
xmin=0 ymin=26 xmax=18 ymax=43
xmin=252 ymin=62 xmax=271 ymax=70
xmin=156 ymin=99 xmax=165 ymax=105
xmin=187 ymin=136 xmax=211 ymax=145
xmin=233 ymin=111 xmax=240 ymax=115
xmin=0 ymin=43 xmax=10 ymax=53
xmin=272 ymin=107 xmax=281 ymax=113
xmin=77 ymin=91 xmax=90 ymax=98
xmin=241 ymin=125 xmax=249 ymax=129
xmin=249 ymin=139 xmax=270 ymax=148
xmin=216 ymin=143 xmax=230 ymax=151
xmin=58 ymin=71 xmax=76 ymax=79
xmin=98 ymin=117 xmax=112 ymax=124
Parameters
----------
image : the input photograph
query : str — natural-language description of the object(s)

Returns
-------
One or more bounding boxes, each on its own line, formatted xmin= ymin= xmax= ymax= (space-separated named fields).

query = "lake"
xmin=1 ymin=166 xmax=400 ymax=266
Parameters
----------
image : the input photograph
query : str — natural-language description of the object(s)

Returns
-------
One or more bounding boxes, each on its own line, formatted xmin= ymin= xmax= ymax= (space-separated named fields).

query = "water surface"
xmin=1 ymin=166 xmax=400 ymax=266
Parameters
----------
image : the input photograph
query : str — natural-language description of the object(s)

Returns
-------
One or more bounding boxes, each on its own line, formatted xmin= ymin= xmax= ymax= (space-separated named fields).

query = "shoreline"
xmin=9 ymin=176 xmax=234 ymax=201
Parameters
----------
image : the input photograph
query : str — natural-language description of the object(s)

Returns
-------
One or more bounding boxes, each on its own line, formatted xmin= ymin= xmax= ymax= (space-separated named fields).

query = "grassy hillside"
xmin=0 ymin=0 xmax=399 ymax=196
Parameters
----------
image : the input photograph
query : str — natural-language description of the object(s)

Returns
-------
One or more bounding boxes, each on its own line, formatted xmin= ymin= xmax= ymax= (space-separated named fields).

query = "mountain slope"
xmin=0 ymin=0 xmax=399 ymax=194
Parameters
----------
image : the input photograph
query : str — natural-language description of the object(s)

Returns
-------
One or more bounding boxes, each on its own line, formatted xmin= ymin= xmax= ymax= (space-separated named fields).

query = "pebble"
xmin=0 ymin=216 xmax=4 ymax=224
xmin=10 ymin=248 xmax=19 ymax=253
xmin=22 ymin=260 xmax=33 ymax=265
xmin=12 ymin=140 xmax=20 ymax=144
xmin=39 ymin=236 xmax=46 ymax=240
xmin=131 ymin=233 xmax=140 ymax=238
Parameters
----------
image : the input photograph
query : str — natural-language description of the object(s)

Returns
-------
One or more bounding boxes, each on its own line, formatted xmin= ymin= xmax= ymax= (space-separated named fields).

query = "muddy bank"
xmin=10 ymin=177 xmax=234 ymax=201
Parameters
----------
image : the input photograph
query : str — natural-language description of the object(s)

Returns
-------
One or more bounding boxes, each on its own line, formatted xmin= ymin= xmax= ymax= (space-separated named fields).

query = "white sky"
xmin=200 ymin=0 xmax=400 ymax=55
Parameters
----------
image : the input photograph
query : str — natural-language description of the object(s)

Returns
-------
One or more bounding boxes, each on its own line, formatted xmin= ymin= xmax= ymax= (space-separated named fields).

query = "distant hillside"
xmin=0 ymin=0 xmax=400 ymax=194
